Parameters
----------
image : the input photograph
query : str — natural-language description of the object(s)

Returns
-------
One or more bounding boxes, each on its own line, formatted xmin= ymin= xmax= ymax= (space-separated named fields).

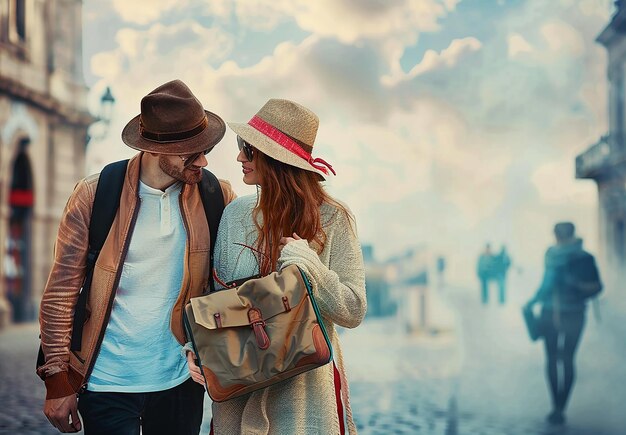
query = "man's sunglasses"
xmin=237 ymin=136 xmax=254 ymax=162
xmin=179 ymin=147 xmax=213 ymax=167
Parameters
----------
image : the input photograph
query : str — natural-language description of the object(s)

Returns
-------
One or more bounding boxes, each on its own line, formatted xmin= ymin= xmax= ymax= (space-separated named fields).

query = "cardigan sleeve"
xmin=278 ymin=209 xmax=367 ymax=329
xmin=213 ymin=205 xmax=233 ymax=290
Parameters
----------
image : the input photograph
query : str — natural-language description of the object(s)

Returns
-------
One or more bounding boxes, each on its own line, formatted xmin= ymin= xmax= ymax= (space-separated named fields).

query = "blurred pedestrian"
xmin=525 ymin=222 xmax=602 ymax=425
xmin=494 ymin=245 xmax=511 ymax=304
xmin=37 ymin=80 xmax=236 ymax=434
xmin=477 ymin=243 xmax=494 ymax=304
xmin=437 ymin=255 xmax=447 ymax=289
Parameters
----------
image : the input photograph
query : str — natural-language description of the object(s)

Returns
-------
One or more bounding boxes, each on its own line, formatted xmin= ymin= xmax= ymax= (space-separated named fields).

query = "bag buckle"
xmin=248 ymin=308 xmax=270 ymax=350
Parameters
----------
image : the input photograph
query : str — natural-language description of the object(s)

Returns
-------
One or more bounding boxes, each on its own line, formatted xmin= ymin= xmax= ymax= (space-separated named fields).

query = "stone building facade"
xmin=0 ymin=0 xmax=93 ymax=327
xmin=576 ymin=2 xmax=626 ymax=290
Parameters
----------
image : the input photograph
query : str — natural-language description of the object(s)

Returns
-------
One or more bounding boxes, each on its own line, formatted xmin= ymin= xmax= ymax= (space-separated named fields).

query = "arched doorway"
xmin=4 ymin=138 xmax=34 ymax=322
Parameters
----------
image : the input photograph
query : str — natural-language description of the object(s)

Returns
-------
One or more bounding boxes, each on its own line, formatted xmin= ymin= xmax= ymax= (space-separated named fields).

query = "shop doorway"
xmin=4 ymin=138 xmax=34 ymax=322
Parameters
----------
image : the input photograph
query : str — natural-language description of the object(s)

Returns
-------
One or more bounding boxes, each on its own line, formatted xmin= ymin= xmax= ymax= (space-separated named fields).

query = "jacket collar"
xmin=125 ymin=153 xmax=142 ymax=199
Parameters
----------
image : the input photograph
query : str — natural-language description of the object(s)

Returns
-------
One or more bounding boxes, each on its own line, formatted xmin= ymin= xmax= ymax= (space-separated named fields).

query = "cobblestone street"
xmin=0 ymin=324 xmax=58 ymax=435
xmin=2 ymin=281 xmax=625 ymax=434
xmin=342 ymin=281 xmax=626 ymax=435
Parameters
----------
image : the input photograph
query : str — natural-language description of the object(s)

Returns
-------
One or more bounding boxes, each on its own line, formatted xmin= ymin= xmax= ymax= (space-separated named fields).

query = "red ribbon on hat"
xmin=248 ymin=116 xmax=336 ymax=176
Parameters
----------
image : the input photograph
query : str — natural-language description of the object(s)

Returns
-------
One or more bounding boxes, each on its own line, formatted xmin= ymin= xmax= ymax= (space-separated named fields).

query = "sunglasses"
xmin=237 ymin=136 xmax=254 ymax=162
xmin=179 ymin=147 xmax=213 ymax=167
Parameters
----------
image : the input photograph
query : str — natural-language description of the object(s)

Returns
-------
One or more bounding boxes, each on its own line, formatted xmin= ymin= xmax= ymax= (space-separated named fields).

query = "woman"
xmin=525 ymin=222 xmax=602 ymax=426
xmin=187 ymin=99 xmax=366 ymax=434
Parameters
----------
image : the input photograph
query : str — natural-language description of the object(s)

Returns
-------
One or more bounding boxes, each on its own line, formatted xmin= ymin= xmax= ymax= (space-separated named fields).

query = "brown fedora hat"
xmin=122 ymin=80 xmax=225 ymax=155
xmin=228 ymin=99 xmax=335 ymax=180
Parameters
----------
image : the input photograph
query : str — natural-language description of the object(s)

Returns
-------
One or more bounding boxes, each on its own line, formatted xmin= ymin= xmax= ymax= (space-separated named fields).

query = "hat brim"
xmin=227 ymin=122 xmax=328 ymax=180
xmin=122 ymin=110 xmax=226 ymax=155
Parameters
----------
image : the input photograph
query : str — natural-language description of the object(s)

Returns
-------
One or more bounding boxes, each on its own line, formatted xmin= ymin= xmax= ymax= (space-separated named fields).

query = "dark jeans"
xmin=541 ymin=309 xmax=585 ymax=413
xmin=78 ymin=378 xmax=205 ymax=435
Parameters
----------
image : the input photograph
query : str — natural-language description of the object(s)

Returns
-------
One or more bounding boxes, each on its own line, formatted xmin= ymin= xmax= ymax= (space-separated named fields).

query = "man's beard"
xmin=159 ymin=156 xmax=203 ymax=185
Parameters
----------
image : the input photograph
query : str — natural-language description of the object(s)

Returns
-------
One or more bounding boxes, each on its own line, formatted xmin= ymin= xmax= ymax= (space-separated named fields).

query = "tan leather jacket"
xmin=37 ymin=154 xmax=236 ymax=399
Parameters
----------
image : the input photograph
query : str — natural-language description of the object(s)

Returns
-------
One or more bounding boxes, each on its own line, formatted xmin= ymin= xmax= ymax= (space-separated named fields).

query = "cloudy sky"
xmin=82 ymin=0 xmax=614 ymax=283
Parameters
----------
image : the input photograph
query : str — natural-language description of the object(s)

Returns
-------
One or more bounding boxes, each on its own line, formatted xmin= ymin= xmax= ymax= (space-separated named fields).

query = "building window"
xmin=8 ymin=0 xmax=26 ymax=45
xmin=15 ymin=0 xmax=25 ymax=41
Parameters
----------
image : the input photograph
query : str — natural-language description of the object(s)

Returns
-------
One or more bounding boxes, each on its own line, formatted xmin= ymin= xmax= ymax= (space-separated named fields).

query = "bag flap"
xmin=190 ymin=264 xmax=309 ymax=329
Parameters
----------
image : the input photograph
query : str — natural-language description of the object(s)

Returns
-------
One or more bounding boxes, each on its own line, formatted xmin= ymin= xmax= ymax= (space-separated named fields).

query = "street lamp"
xmin=87 ymin=86 xmax=116 ymax=145
xmin=100 ymin=86 xmax=115 ymax=125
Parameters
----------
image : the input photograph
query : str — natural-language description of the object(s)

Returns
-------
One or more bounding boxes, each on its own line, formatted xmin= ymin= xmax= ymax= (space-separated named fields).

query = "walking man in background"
xmin=477 ymin=243 xmax=494 ymax=304
xmin=494 ymin=245 xmax=512 ymax=304
xmin=37 ymin=80 xmax=236 ymax=433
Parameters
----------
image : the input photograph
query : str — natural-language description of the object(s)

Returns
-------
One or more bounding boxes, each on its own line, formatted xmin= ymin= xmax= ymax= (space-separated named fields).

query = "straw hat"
xmin=227 ymin=99 xmax=335 ymax=180
xmin=122 ymin=80 xmax=225 ymax=155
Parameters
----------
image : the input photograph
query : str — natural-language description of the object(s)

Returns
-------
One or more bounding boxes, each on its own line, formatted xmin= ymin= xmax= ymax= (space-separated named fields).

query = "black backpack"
xmin=37 ymin=160 xmax=224 ymax=368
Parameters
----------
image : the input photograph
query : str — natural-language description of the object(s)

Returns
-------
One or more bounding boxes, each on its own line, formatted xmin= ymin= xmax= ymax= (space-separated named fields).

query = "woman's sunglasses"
xmin=237 ymin=136 xmax=254 ymax=162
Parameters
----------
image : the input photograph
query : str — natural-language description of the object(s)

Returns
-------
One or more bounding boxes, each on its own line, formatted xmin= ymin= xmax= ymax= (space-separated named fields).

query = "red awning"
xmin=9 ymin=189 xmax=34 ymax=207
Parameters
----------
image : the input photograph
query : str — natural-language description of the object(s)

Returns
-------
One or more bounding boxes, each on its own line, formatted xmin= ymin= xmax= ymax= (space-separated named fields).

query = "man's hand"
xmin=44 ymin=394 xmax=81 ymax=433
xmin=186 ymin=351 xmax=205 ymax=387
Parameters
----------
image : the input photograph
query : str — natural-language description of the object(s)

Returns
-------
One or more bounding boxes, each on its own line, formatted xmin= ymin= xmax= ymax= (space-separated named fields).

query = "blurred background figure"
xmin=476 ymin=244 xmax=513 ymax=305
xmin=436 ymin=255 xmax=447 ymax=289
xmin=494 ymin=245 xmax=512 ymax=305
xmin=525 ymin=222 xmax=602 ymax=426
xmin=476 ymin=243 xmax=494 ymax=304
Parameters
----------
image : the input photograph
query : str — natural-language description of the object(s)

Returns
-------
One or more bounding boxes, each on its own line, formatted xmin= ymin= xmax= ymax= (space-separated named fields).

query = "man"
xmin=494 ymin=245 xmax=511 ymax=305
xmin=37 ymin=80 xmax=236 ymax=434
xmin=526 ymin=222 xmax=602 ymax=425
xmin=476 ymin=243 xmax=494 ymax=304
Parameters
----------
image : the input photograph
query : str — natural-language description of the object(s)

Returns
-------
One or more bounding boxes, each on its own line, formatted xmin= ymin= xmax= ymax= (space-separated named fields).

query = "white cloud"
xmin=443 ymin=0 xmax=461 ymax=11
xmin=293 ymin=0 xmax=445 ymax=44
xmin=204 ymin=0 xmax=452 ymax=46
xmin=578 ymin=0 xmax=613 ymax=17
xmin=92 ymin=21 xmax=234 ymax=82
xmin=90 ymin=51 xmax=123 ymax=80
xmin=111 ymin=0 xmax=185 ymax=25
xmin=382 ymin=37 xmax=482 ymax=87
xmin=202 ymin=0 xmax=233 ymax=19
xmin=540 ymin=21 xmax=585 ymax=56
xmin=507 ymin=33 xmax=534 ymax=58
xmin=233 ymin=0 xmax=293 ymax=31
xmin=116 ymin=29 xmax=143 ymax=59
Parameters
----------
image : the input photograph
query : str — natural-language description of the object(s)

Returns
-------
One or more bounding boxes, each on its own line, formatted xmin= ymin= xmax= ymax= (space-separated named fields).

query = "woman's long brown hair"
xmin=253 ymin=150 xmax=350 ymax=275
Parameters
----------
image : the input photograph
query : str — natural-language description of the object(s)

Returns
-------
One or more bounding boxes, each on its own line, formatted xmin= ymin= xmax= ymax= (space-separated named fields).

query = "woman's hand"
xmin=186 ymin=351 xmax=205 ymax=387
xmin=278 ymin=233 xmax=302 ymax=252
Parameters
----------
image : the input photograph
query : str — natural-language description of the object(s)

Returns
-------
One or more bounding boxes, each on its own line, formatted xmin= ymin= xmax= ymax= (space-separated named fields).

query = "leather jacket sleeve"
xmin=37 ymin=176 xmax=95 ymax=398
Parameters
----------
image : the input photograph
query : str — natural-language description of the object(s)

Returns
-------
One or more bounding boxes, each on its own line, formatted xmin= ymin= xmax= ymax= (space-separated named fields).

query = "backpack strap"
xmin=198 ymin=169 xmax=225 ymax=293
xmin=38 ymin=160 xmax=129 ymax=369
xmin=70 ymin=159 xmax=129 ymax=351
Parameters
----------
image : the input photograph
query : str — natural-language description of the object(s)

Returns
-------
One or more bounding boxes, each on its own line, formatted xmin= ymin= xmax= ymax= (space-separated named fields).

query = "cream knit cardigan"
xmin=211 ymin=194 xmax=366 ymax=435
